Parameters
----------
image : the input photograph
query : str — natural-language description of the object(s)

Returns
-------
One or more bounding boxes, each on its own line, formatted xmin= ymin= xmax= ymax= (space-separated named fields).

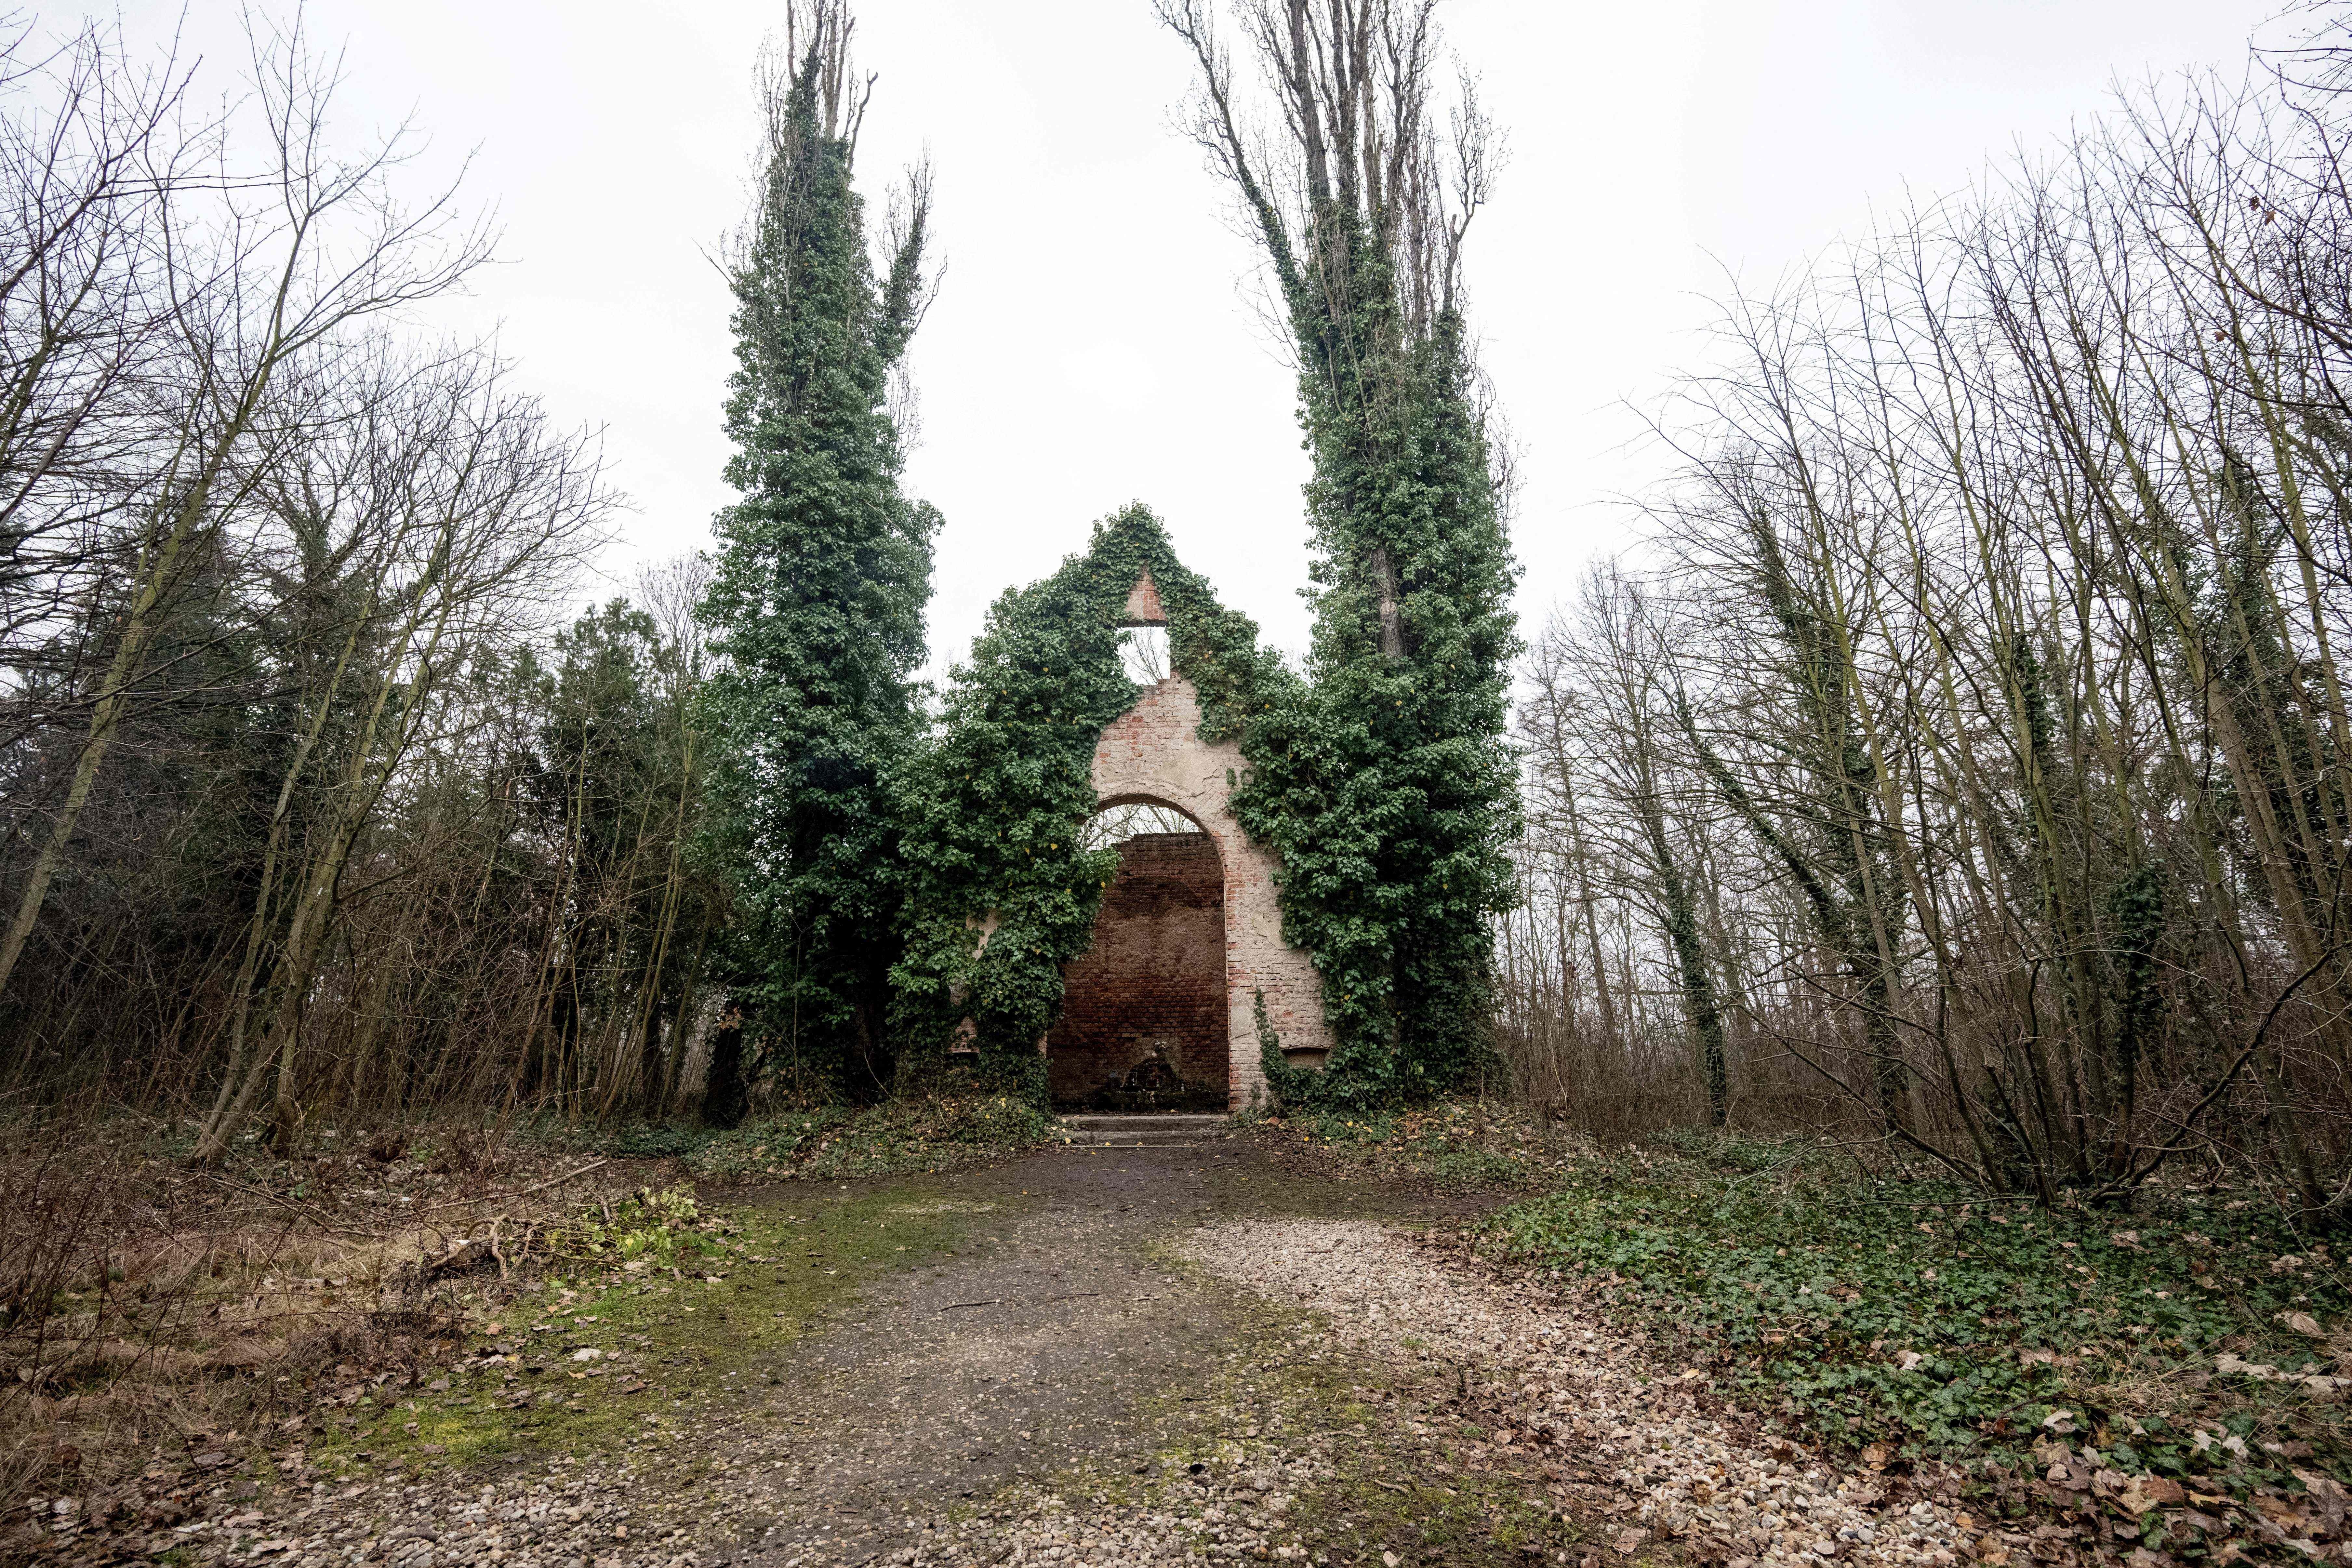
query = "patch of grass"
xmin=1483 ymin=1137 xmax=2351 ymax=1495
xmin=302 ymin=1183 xmax=1013 ymax=1480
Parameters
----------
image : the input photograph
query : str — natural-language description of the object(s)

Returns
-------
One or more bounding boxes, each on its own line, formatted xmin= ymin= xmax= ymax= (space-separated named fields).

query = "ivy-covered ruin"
xmin=885 ymin=505 xmax=1298 ymax=1107
xmin=701 ymin=5 xmax=1521 ymax=1118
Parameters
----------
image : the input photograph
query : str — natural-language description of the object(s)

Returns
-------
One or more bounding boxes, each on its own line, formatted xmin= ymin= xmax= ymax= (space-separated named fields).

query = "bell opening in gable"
xmin=1119 ymin=624 xmax=1170 ymax=685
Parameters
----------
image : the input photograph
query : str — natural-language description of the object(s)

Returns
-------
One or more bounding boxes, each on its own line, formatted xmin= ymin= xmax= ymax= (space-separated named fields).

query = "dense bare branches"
xmin=1505 ymin=24 xmax=2352 ymax=1210
xmin=1156 ymin=0 xmax=1490 ymax=351
xmin=0 ymin=17 xmax=731 ymax=1147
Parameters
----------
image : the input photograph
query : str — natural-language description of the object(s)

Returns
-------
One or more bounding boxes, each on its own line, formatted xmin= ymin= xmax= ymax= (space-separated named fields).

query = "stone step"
xmin=1061 ymin=1113 xmax=1228 ymax=1132
xmin=1055 ymin=1113 xmax=1229 ymax=1147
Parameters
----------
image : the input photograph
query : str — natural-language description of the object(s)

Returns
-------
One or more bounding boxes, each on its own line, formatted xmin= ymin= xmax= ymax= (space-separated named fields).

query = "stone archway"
xmin=1084 ymin=667 xmax=1333 ymax=1109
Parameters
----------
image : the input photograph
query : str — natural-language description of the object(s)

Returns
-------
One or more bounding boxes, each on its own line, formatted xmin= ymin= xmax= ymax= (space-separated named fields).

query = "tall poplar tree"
xmin=698 ymin=2 xmax=937 ymax=1109
xmin=1161 ymin=0 xmax=1521 ymax=1105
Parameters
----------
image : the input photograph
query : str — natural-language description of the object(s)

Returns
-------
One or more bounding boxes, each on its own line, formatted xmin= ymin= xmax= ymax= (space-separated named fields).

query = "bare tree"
xmin=0 ymin=12 xmax=492 ymax=1005
xmin=1505 ymin=23 xmax=2352 ymax=1208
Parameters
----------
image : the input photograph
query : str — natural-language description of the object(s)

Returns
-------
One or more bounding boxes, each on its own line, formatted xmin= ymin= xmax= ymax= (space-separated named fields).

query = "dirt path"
xmin=82 ymin=1138 xmax=1969 ymax=1568
xmin=708 ymin=1140 xmax=1486 ymax=1565
xmin=97 ymin=1138 xmax=1503 ymax=1568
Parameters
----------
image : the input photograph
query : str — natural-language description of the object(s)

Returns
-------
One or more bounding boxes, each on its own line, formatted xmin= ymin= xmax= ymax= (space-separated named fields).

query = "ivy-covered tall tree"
xmin=1159 ymin=0 xmax=1521 ymax=1106
xmin=698 ymin=1 xmax=937 ymax=1110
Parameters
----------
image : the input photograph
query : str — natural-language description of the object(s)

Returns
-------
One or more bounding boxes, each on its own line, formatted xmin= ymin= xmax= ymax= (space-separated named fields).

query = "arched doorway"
xmin=1045 ymin=800 xmax=1230 ymax=1111
xmin=1083 ymin=664 xmax=1334 ymax=1108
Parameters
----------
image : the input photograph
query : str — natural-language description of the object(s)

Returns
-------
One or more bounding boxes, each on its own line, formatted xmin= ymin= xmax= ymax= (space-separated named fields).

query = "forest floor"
xmin=18 ymin=1130 xmax=1990 ymax=1568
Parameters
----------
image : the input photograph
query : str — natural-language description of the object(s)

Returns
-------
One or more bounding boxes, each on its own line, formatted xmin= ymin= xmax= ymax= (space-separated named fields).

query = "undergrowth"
xmin=1251 ymin=1102 xmax=1580 ymax=1191
xmin=519 ymin=1091 xmax=1055 ymax=1182
xmin=0 ymin=1127 xmax=650 ymax=1525
xmin=301 ymin=1184 xmax=1004 ymax=1482
xmin=1483 ymin=1134 xmax=2351 ymax=1501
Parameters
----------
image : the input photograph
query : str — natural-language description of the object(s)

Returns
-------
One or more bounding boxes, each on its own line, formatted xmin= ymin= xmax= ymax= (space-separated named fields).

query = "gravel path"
xmin=45 ymin=1142 xmax=1474 ymax=1568
xmin=1178 ymin=1219 xmax=1975 ymax=1568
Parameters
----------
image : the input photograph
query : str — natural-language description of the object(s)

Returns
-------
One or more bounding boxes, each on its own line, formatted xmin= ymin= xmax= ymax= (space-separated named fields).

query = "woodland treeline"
xmin=0 ymin=15 xmax=711 ymax=1152
xmin=18 ymin=0 xmax=2352 ymax=1210
xmin=0 ymin=0 xmax=1521 ymax=1149
xmin=1499 ymin=24 xmax=2352 ymax=1211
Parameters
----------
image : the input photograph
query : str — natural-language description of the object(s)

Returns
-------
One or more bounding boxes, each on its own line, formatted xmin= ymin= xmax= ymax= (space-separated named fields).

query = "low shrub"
xmin=682 ymin=1092 xmax=1055 ymax=1182
xmin=547 ymin=1187 xmax=718 ymax=1269
xmin=1255 ymin=1102 xmax=1580 ymax=1191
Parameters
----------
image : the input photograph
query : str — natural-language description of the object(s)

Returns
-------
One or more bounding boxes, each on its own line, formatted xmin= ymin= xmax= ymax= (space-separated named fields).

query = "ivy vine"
xmin=888 ymin=504 xmax=1289 ymax=1103
xmin=1232 ymin=292 xmax=1523 ymax=1110
xmin=697 ymin=37 xmax=936 ymax=1107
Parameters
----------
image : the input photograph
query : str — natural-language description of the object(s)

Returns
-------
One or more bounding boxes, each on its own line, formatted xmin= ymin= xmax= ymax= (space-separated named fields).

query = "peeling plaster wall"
xmin=1086 ymin=674 xmax=1333 ymax=1110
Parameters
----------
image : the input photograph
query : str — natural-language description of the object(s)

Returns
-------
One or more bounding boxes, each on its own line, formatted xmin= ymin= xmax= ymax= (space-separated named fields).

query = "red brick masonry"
xmin=1046 ymin=832 xmax=1227 ymax=1108
xmin=1084 ymin=674 xmax=1333 ymax=1108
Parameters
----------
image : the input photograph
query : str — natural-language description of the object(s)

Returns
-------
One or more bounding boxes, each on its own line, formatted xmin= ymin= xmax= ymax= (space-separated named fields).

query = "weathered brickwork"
xmin=1045 ymin=832 xmax=1226 ymax=1108
xmin=1082 ymin=674 xmax=1333 ymax=1109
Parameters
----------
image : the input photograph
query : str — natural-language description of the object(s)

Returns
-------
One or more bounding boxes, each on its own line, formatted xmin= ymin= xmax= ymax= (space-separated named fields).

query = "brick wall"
xmin=1088 ymin=674 xmax=1333 ymax=1109
xmin=1045 ymin=832 xmax=1227 ymax=1108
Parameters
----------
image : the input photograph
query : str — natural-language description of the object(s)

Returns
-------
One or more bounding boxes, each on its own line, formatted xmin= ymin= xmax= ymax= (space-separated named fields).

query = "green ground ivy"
xmin=1486 ymin=1140 xmax=2351 ymax=1482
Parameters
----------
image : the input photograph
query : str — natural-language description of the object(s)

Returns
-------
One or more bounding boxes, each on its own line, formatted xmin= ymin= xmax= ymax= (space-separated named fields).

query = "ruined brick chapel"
xmin=1045 ymin=566 xmax=1331 ymax=1113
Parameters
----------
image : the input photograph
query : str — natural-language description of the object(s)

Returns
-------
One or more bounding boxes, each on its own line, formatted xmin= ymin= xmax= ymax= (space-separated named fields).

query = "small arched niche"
xmin=1046 ymin=799 xmax=1230 ymax=1111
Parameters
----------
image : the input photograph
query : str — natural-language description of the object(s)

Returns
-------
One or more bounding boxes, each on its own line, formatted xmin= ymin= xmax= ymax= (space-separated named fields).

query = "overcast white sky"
xmin=121 ymin=0 xmax=2283 ymax=675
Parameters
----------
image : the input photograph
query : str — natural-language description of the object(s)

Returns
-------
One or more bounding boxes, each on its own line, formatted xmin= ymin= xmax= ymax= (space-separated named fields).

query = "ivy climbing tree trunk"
xmin=697 ymin=1 xmax=939 ymax=1110
xmin=1159 ymin=0 xmax=1521 ymax=1109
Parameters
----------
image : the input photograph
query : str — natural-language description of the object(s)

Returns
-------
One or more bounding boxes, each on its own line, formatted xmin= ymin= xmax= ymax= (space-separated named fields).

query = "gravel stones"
xmin=1177 ymin=1218 xmax=1970 ymax=1568
xmin=23 ymin=1150 xmax=1975 ymax=1567
xmin=40 ymin=1458 xmax=704 ymax=1568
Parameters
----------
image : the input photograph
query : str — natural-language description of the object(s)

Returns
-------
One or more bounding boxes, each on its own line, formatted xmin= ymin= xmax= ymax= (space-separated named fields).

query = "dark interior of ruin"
xmin=1045 ymin=829 xmax=1229 ymax=1112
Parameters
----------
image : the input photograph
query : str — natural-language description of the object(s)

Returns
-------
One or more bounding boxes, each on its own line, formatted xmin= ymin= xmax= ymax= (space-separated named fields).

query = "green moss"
xmin=306 ymin=1185 xmax=1012 ymax=1480
xmin=1261 ymin=1354 xmax=1587 ymax=1568
xmin=1010 ymin=1268 xmax=1589 ymax=1566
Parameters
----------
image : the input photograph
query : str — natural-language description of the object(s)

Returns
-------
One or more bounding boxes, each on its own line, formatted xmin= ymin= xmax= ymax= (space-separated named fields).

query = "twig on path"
xmin=943 ymin=1289 xmax=1107 ymax=1312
